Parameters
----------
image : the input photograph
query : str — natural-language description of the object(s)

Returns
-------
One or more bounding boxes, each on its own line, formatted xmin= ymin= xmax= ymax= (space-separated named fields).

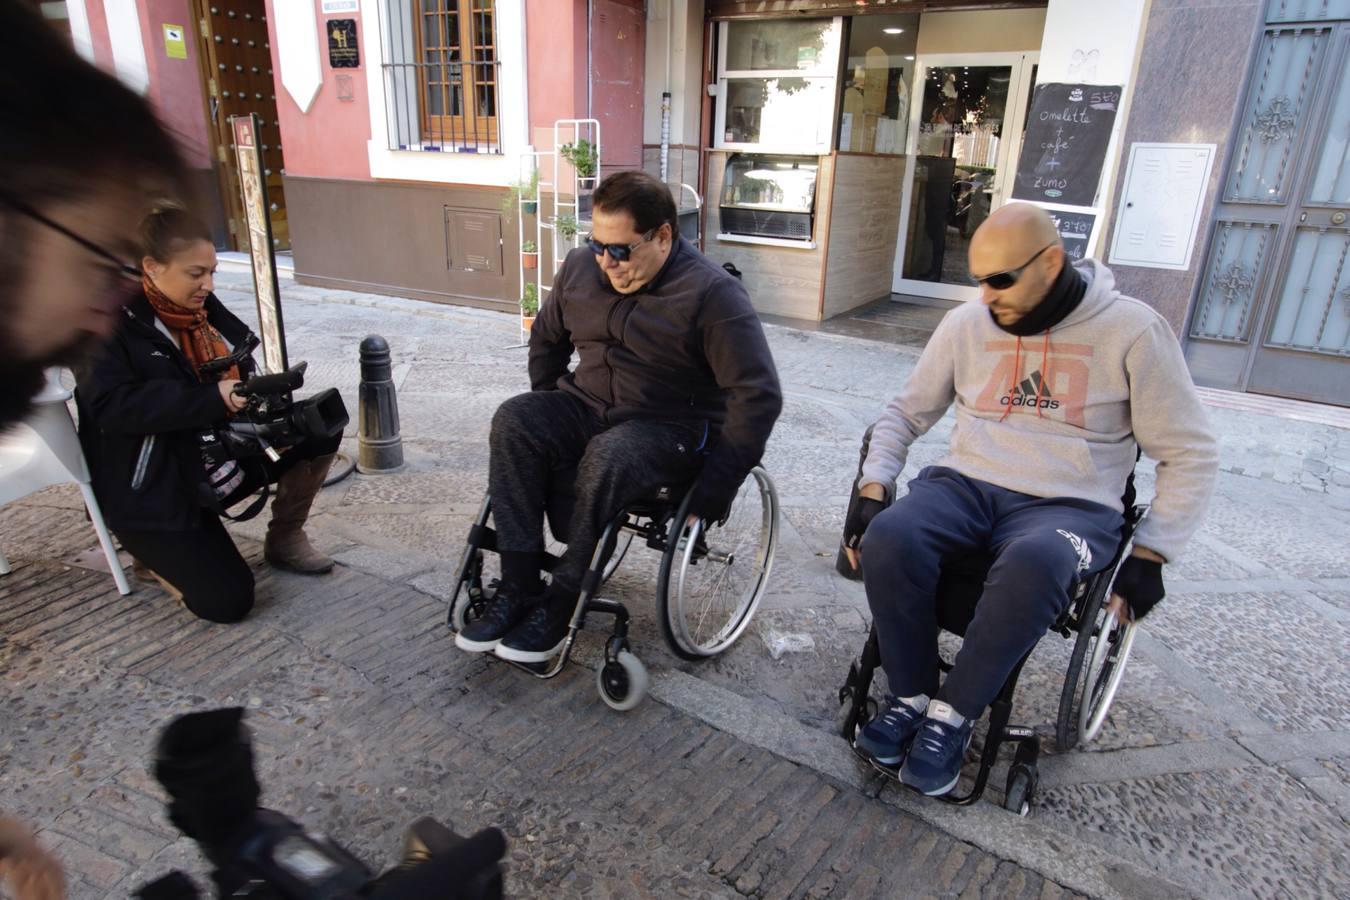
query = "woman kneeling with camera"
xmin=76 ymin=207 xmax=340 ymax=623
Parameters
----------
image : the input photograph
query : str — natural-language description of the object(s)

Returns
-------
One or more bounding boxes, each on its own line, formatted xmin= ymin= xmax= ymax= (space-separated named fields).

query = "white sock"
xmin=895 ymin=694 xmax=929 ymax=713
xmin=926 ymin=699 xmax=966 ymax=728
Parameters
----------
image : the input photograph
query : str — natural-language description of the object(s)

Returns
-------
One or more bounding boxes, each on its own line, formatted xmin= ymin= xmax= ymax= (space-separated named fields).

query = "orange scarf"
xmin=142 ymin=276 xmax=239 ymax=382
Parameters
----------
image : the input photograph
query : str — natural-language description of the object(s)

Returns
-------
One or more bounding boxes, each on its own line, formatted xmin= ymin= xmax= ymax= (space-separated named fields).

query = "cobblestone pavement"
xmin=3 ymin=266 xmax=1348 ymax=899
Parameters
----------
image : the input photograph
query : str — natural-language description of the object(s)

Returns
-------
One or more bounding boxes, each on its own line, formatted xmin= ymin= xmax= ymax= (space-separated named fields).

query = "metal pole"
xmin=357 ymin=335 xmax=404 ymax=473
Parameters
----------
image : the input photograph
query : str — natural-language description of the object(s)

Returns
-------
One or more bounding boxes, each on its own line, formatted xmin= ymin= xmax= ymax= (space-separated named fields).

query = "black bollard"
xmin=358 ymin=335 xmax=404 ymax=473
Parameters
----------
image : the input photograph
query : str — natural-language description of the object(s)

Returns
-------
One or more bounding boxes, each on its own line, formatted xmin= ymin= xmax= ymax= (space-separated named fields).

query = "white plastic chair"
xmin=0 ymin=369 xmax=131 ymax=594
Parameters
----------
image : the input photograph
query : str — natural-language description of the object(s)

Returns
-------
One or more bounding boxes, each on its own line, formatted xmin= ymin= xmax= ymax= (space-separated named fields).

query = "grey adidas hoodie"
xmin=860 ymin=259 xmax=1218 ymax=562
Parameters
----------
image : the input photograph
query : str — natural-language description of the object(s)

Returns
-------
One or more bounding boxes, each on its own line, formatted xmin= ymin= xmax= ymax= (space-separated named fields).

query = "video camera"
xmin=199 ymin=334 xmax=349 ymax=463
xmin=135 ymin=708 xmax=507 ymax=900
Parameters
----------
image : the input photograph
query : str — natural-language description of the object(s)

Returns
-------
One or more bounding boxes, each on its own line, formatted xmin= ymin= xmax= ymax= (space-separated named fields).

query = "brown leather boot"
xmin=264 ymin=453 xmax=336 ymax=574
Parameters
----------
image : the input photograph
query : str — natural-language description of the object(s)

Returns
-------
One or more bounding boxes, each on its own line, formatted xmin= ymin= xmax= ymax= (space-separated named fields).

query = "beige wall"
xmin=704 ymin=151 xmax=830 ymax=321
xmin=915 ymin=8 xmax=1047 ymax=56
xmin=822 ymin=154 xmax=906 ymax=318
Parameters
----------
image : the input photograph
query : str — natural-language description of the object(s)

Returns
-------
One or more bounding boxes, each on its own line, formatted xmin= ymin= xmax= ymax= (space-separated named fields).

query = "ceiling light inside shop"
xmin=883 ymin=27 xmax=904 ymax=34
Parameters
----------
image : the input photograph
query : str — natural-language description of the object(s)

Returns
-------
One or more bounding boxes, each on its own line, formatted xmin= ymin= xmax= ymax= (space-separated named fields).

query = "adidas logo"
xmin=1000 ymin=370 xmax=1061 ymax=410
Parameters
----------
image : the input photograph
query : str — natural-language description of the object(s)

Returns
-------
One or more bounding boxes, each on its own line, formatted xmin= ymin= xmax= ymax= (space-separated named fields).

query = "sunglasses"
xmin=973 ymin=244 xmax=1054 ymax=290
xmin=586 ymin=228 xmax=657 ymax=262
xmin=0 ymin=193 xmax=143 ymax=285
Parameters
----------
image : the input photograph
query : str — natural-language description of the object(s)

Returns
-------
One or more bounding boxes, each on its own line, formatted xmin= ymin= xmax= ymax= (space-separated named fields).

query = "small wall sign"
xmin=327 ymin=18 xmax=359 ymax=69
xmin=163 ymin=24 xmax=187 ymax=60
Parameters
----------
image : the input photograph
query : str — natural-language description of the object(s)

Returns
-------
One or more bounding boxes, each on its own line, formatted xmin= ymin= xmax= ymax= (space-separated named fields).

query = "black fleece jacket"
xmin=528 ymin=237 xmax=783 ymax=507
xmin=75 ymin=291 xmax=253 ymax=532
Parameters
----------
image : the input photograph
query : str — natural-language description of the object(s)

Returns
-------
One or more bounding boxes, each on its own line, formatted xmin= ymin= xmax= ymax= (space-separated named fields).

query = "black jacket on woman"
xmin=76 ymin=291 xmax=253 ymax=533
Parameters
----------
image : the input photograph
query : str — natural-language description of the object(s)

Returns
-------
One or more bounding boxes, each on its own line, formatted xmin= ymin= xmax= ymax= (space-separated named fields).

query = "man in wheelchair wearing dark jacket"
xmin=455 ymin=171 xmax=782 ymax=664
xmin=842 ymin=203 xmax=1218 ymax=796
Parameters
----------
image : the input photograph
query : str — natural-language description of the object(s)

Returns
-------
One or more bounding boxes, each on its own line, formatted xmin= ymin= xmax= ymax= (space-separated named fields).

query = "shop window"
xmin=382 ymin=0 xmax=499 ymax=153
xmin=716 ymin=18 xmax=841 ymax=153
xmin=837 ymin=14 xmax=918 ymax=155
xmin=719 ymin=153 xmax=819 ymax=241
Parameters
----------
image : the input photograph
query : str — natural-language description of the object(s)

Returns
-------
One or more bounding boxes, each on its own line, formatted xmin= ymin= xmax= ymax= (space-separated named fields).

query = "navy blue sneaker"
xmin=854 ymin=695 xmax=927 ymax=765
xmin=455 ymin=587 xmax=540 ymax=653
xmin=900 ymin=700 xmax=975 ymax=796
xmin=495 ymin=593 xmax=575 ymax=663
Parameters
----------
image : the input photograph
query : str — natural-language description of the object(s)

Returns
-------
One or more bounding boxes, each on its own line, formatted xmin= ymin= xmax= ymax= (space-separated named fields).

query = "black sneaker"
xmin=454 ymin=587 xmax=540 ymax=653
xmin=494 ymin=593 xmax=575 ymax=663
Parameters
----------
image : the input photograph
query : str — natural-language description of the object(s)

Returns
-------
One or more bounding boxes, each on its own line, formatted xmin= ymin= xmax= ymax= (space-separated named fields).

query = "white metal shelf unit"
xmin=514 ymin=120 xmax=602 ymax=343
xmin=550 ymin=118 xmax=601 ymax=277
xmin=518 ymin=150 xmax=550 ymax=342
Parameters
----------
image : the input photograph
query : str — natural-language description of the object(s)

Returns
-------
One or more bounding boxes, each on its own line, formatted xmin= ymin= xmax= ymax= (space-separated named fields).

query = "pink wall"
xmin=136 ymin=0 xmax=213 ymax=169
xmin=527 ymin=0 xmax=589 ymax=148
xmin=263 ymin=0 xmax=372 ymax=181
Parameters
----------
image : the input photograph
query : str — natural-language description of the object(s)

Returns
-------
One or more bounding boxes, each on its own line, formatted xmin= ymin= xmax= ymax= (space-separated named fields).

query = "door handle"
xmin=210 ymin=96 xmax=220 ymax=123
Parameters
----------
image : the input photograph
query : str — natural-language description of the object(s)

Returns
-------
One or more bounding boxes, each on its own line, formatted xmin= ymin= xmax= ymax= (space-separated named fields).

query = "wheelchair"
xmin=447 ymin=466 xmax=780 ymax=710
xmin=834 ymin=431 xmax=1146 ymax=815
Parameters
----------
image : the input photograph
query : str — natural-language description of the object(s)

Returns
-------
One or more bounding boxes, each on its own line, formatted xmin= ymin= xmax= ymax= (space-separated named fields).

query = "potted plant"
xmin=521 ymin=239 xmax=538 ymax=270
xmin=560 ymin=139 xmax=598 ymax=190
xmin=520 ymin=282 xmax=539 ymax=330
xmin=501 ymin=169 xmax=540 ymax=217
xmin=555 ymin=214 xmax=578 ymax=243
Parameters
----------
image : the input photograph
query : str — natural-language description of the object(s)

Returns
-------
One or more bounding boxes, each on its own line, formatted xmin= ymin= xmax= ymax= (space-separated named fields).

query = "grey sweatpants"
xmin=488 ymin=390 xmax=704 ymax=592
xmin=860 ymin=466 xmax=1123 ymax=719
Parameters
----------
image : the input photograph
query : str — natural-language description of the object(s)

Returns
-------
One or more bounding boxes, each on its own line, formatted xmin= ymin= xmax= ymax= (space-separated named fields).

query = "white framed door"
xmin=891 ymin=51 xmax=1039 ymax=302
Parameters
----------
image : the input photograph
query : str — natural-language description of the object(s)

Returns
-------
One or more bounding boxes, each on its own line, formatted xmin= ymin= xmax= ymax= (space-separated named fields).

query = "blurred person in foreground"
xmin=0 ymin=815 xmax=64 ymax=900
xmin=0 ymin=2 xmax=185 ymax=429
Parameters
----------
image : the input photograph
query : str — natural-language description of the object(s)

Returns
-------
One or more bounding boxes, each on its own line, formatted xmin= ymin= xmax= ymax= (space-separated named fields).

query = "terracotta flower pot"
xmin=522 ymin=252 xmax=538 ymax=270
xmin=521 ymin=315 xmax=536 ymax=331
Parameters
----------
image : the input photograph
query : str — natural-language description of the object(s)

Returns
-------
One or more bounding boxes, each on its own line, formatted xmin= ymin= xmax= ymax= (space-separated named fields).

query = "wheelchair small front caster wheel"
xmin=597 ymin=650 xmax=648 ymax=711
xmin=1003 ymin=764 xmax=1036 ymax=817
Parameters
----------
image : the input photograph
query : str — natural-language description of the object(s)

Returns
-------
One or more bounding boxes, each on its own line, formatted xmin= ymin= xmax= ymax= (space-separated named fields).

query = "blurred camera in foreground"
xmin=136 ymin=708 xmax=506 ymax=899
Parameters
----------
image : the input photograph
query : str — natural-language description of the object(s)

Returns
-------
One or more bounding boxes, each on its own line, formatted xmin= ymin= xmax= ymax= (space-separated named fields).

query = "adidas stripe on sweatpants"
xmin=859 ymin=466 xmax=1123 ymax=720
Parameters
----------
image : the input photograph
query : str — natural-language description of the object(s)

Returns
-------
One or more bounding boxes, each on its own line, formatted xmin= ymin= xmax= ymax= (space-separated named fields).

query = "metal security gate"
xmin=1186 ymin=0 xmax=1350 ymax=406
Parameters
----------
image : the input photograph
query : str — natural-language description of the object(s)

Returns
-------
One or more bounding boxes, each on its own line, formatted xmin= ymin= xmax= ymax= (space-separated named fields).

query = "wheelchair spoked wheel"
xmin=657 ymin=466 xmax=779 ymax=660
xmin=1078 ymin=612 xmax=1137 ymax=744
xmin=1056 ymin=577 xmax=1136 ymax=749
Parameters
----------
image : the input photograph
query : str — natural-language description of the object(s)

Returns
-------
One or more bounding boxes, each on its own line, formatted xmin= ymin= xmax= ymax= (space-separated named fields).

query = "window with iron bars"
xmin=382 ymin=0 xmax=500 ymax=153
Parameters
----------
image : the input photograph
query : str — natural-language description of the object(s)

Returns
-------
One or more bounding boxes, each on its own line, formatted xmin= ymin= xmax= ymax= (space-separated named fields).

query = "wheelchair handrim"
xmin=1078 ymin=615 xmax=1137 ymax=743
xmin=668 ymin=467 xmax=778 ymax=656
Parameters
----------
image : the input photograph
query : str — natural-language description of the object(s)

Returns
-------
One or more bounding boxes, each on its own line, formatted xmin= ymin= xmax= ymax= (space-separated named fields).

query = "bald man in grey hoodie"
xmin=842 ymin=203 xmax=1218 ymax=797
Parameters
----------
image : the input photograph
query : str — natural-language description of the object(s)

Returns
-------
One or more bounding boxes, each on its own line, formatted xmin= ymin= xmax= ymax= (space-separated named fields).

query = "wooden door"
xmin=193 ymin=0 xmax=289 ymax=250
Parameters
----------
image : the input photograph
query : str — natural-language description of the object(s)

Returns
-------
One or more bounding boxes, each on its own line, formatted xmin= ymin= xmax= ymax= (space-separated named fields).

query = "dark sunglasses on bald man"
xmin=974 ymin=243 xmax=1055 ymax=290
xmin=586 ymin=227 xmax=657 ymax=262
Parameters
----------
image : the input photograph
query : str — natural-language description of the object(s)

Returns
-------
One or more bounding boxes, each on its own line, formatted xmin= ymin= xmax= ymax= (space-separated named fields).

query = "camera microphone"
xmin=238 ymin=363 xmax=307 ymax=397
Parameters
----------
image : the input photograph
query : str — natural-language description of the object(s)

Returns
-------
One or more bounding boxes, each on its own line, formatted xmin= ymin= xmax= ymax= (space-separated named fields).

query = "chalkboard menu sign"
xmin=1044 ymin=208 xmax=1097 ymax=263
xmin=1013 ymin=83 xmax=1120 ymax=208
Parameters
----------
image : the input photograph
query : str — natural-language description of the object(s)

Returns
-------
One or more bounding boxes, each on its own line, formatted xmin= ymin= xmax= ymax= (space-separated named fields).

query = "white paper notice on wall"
xmin=321 ymin=0 xmax=359 ymax=11
xmin=1109 ymin=143 xmax=1216 ymax=271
